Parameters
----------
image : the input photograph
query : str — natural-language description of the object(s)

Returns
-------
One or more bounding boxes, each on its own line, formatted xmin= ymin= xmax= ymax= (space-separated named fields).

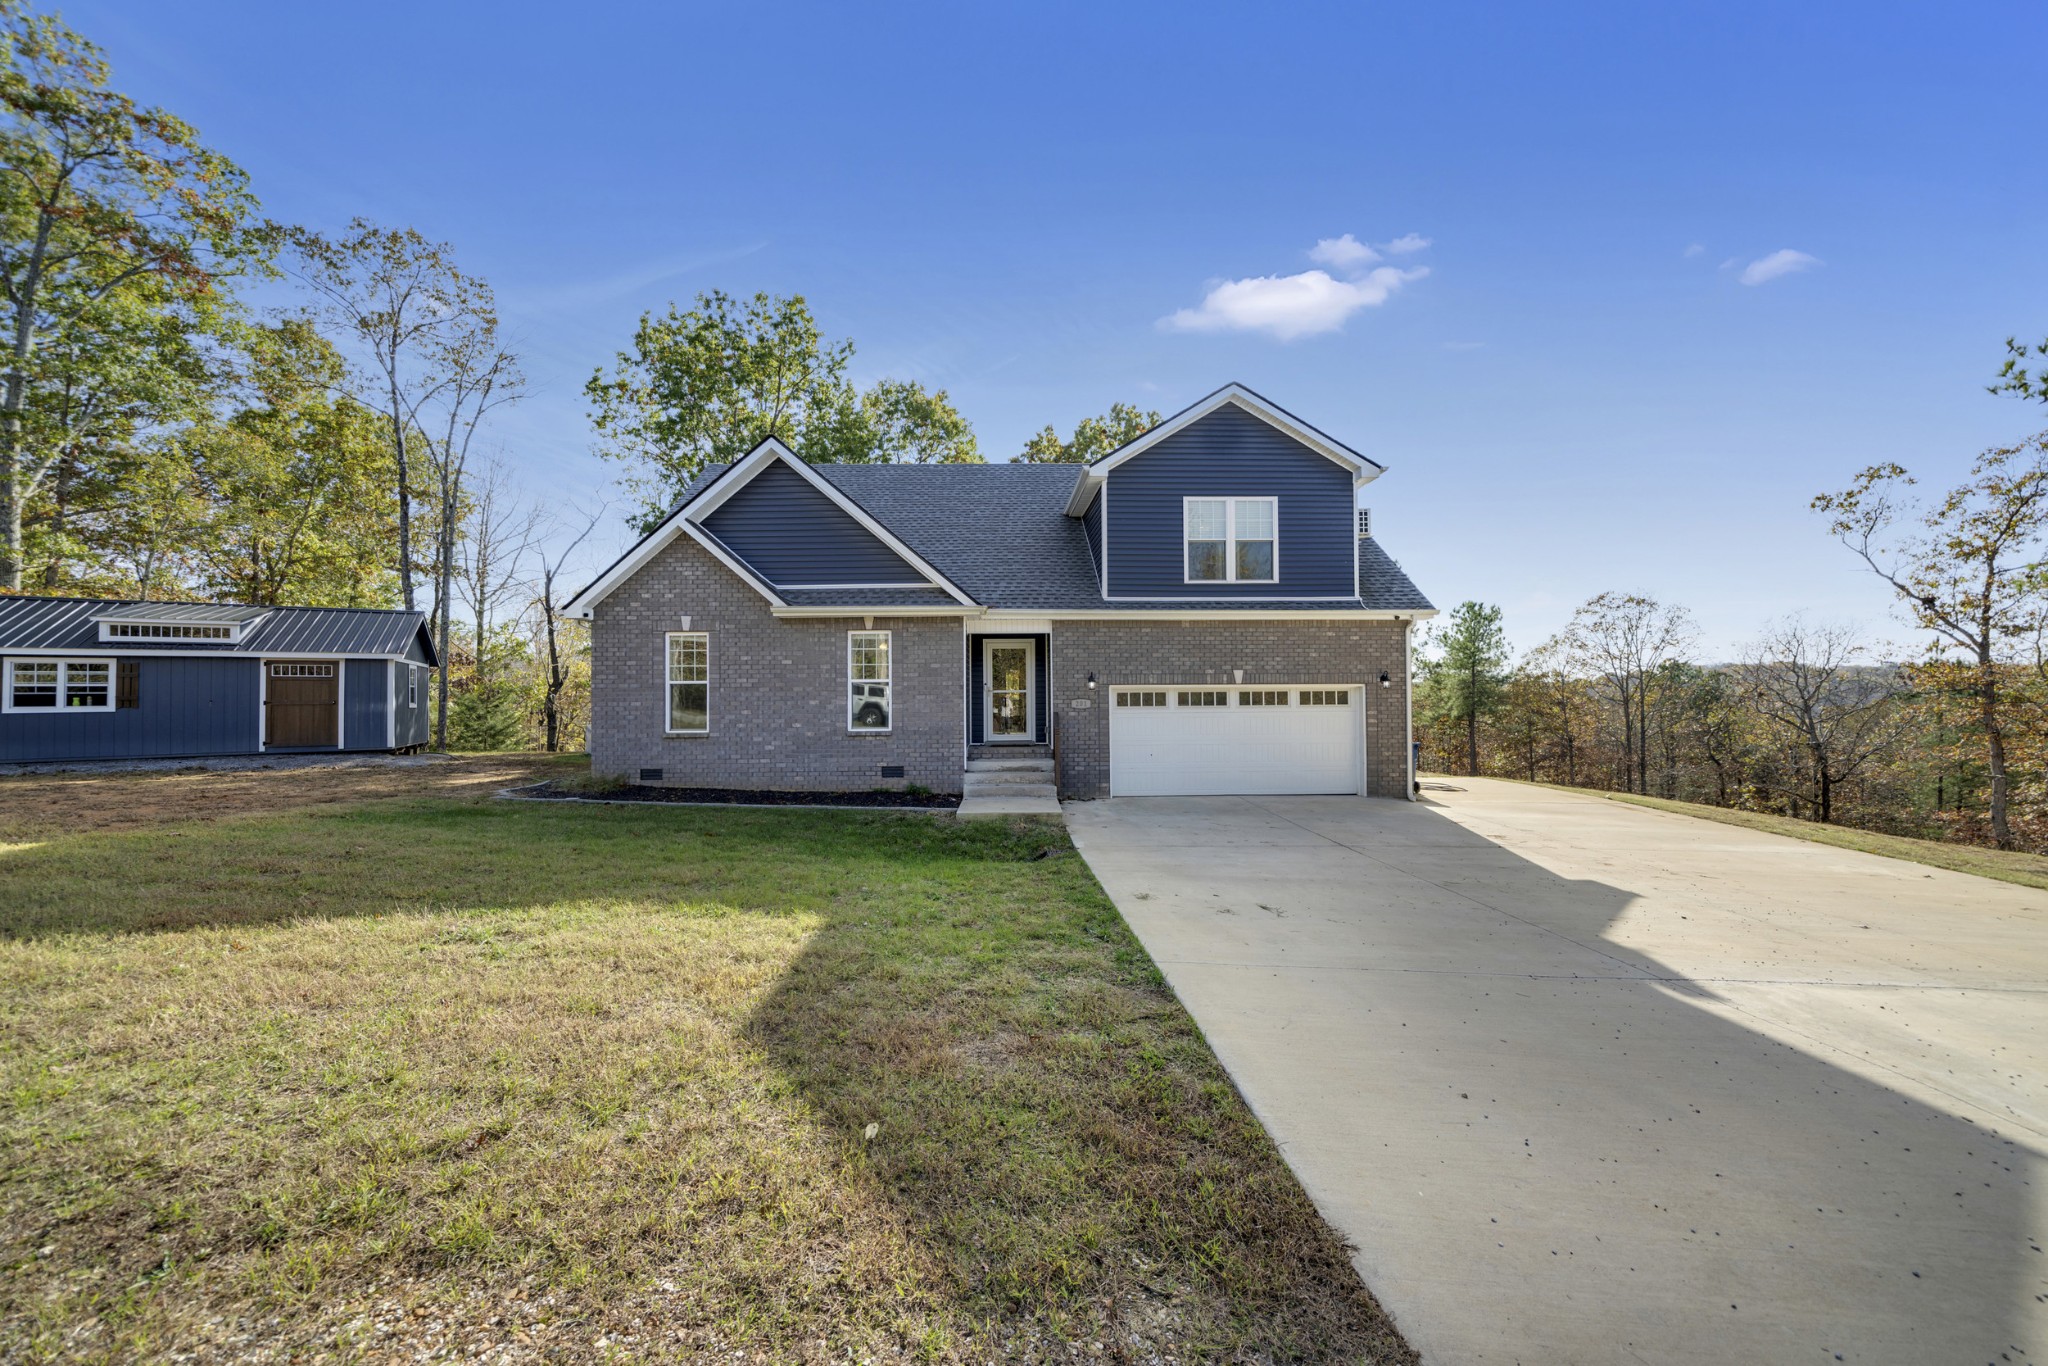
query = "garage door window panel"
xmin=849 ymin=630 xmax=891 ymax=732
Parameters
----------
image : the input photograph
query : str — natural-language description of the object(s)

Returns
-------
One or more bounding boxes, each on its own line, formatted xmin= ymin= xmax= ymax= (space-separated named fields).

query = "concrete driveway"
xmin=1065 ymin=778 xmax=2048 ymax=1366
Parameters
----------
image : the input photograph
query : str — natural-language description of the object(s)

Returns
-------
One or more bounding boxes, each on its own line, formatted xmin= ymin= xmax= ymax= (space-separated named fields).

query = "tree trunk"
xmin=434 ymin=517 xmax=453 ymax=750
xmin=1466 ymin=708 xmax=1479 ymax=777
xmin=0 ymin=215 xmax=53 ymax=593
xmin=1981 ymin=651 xmax=2011 ymax=848
xmin=388 ymin=372 xmax=414 ymax=611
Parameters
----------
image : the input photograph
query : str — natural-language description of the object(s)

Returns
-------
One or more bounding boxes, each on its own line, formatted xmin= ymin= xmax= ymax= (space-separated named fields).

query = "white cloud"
xmin=1739 ymin=249 xmax=1820 ymax=286
xmin=1383 ymin=233 xmax=1431 ymax=255
xmin=1309 ymin=233 xmax=1379 ymax=269
xmin=1164 ymin=266 xmax=1428 ymax=341
xmin=1683 ymin=242 xmax=1706 ymax=258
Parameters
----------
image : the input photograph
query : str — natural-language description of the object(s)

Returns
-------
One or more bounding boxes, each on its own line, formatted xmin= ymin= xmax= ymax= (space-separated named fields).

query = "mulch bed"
xmin=514 ymin=780 xmax=962 ymax=810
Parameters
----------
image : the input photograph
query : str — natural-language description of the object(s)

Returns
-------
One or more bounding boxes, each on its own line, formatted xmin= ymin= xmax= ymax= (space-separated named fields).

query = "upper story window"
xmin=667 ymin=632 xmax=708 ymax=734
xmin=4 ymin=660 xmax=112 ymax=712
xmin=1184 ymin=497 xmax=1277 ymax=583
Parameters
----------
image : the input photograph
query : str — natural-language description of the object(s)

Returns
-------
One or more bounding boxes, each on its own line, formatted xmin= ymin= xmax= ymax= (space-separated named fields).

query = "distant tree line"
xmin=1421 ymin=353 xmax=2048 ymax=852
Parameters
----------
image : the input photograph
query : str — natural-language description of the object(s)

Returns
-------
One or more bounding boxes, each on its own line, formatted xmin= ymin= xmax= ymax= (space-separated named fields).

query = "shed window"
xmin=105 ymin=622 xmax=231 ymax=640
xmin=1184 ymin=498 xmax=1278 ymax=583
xmin=667 ymin=632 xmax=708 ymax=733
xmin=848 ymin=630 xmax=891 ymax=732
xmin=5 ymin=660 xmax=114 ymax=712
xmin=409 ymin=665 xmax=420 ymax=706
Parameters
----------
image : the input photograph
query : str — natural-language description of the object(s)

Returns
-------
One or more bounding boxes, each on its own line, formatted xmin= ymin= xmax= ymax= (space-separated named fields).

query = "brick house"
xmin=566 ymin=385 xmax=1435 ymax=805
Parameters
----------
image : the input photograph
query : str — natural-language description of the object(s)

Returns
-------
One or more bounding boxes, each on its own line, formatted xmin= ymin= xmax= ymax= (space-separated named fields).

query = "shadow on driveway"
xmin=1066 ymin=788 xmax=2048 ymax=1365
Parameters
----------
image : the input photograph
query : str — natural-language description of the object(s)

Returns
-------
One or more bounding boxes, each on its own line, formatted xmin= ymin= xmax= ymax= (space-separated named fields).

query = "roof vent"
xmin=1356 ymin=508 xmax=1372 ymax=538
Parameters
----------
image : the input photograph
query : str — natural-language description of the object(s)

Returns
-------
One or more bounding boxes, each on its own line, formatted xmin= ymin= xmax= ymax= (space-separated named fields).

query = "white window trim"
xmin=1182 ymin=496 xmax=1279 ymax=585
xmin=98 ymin=620 xmax=240 ymax=643
xmin=666 ymin=632 xmax=709 ymax=735
xmin=4 ymin=659 xmax=115 ymax=714
xmin=847 ymin=629 xmax=893 ymax=735
xmin=408 ymin=665 xmax=420 ymax=707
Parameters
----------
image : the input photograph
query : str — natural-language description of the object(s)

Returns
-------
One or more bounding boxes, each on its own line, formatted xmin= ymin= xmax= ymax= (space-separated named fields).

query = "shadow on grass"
xmin=0 ymin=798 xmax=1414 ymax=1361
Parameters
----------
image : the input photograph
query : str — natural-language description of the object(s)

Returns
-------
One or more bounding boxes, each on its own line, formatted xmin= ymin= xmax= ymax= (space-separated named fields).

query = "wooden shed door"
xmin=266 ymin=662 xmax=339 ymax=747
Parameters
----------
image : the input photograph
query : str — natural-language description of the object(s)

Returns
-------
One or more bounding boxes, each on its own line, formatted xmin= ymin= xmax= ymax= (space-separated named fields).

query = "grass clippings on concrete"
xmin=1496 ymin=777 xmax=2048 ymax=893
xmin=0 ymin=759 xmax=1412 ymax=1363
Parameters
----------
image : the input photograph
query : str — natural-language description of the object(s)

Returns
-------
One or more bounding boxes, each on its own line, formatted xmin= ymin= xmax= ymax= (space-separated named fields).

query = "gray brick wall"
xmin=1048 ymin=618 xmax=1414 ymax=800
xmin=589 ymin=535 xmax=966 ymax=793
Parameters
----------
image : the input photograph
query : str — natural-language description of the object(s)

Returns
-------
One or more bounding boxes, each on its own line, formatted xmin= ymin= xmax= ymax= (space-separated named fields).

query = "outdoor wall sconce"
xmin=1087 ymin=673 xmax=1097 ymax=688
xmin=1379 ymin=671 xmax=1392 ymax=687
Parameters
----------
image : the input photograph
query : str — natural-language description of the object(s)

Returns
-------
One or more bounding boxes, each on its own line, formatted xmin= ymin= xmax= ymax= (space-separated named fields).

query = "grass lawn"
xmin=0 ymin=759 xmax=1411 ymax=1363
xmin=1483 ymin=776 xmax=2048 ymax=892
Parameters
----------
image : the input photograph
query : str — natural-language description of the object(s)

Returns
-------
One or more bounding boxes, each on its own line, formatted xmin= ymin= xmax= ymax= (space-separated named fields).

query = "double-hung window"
xmin=666 ymin=632 xmax=708 ymax=734
xmin=5 ymin=660 xmax=112 ymax=712
xmin=1184 ymin=497 xmax=1278 ymax=583
xmin=848 ymin=630 xmax=891 ymax=732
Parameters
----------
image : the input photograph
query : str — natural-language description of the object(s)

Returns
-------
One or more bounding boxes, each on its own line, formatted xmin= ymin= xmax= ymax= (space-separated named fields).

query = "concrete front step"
xmin=966 ymin=756 xmax=1053 ymax=773
xmin=956 ymin=789 xmax=1063 ymax=817
xmin=967 ymin=744 xmax=1051 ymax=762
xmin=962 ymin=780 xmax=1058 ymax=801
xmin=965 ymin=764 xmax=1055 ymax=785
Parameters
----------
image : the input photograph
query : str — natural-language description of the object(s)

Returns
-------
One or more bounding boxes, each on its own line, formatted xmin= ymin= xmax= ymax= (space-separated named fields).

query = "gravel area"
xmin=0 ymin=751 xmax=449 ymax=778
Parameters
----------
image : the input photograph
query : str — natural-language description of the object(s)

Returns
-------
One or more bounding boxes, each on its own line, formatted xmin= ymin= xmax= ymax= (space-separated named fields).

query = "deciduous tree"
xmin=1562 ymin=592 xmax=1696 ymax=795
xmin=586 ymin=291 xmax=979 ymax=528
xmin=1814 ymin=435 xmax=2048 ymax=847
xmin=0 ymin=3 xmax=262 ymax=588
xmin=1018 ymin=402 xmax=1161 ymax=463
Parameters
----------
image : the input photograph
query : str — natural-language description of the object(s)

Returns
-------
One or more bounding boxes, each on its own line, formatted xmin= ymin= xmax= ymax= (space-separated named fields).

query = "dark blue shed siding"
xmin=702 ymin=459 xmax=928 ymax=586
xmin=965 ymin=634 xmax=1048 ymax=744
xmin=0 ymin=655 xmax=259 ymax=762
xmin=1103 ymin=405 xmax=1357 ymax=599
xmin=342 ymin=659 xmax=387 ymax=750
xmin=393 ymin=659 xmax=431 ymax=747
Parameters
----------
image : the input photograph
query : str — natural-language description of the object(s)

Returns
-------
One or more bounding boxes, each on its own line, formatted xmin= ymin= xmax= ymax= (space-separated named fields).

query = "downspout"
xmin=1404 ymin=619 xmax=1417 ymax=800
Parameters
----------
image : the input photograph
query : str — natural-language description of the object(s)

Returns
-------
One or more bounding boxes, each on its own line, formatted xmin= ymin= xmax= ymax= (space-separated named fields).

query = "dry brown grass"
xmin=0 ymin=760 xmax=1411 ymax=1363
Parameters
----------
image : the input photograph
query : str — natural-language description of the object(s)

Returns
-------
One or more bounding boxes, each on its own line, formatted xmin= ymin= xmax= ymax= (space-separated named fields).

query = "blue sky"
xmin=67 ymin=1 xmax=2047 ymax=657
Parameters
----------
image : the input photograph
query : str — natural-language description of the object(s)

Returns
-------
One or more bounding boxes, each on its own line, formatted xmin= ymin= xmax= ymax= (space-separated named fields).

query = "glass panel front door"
xmin=986 ymin=642 xmax=1032 ymax=739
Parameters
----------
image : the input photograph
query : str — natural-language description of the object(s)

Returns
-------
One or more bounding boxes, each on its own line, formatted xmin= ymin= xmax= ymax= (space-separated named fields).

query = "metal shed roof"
xmin=0 ymin=597 xmax=438 ymax=663
xmin=93 ymin=602 xmax=274 ymax=624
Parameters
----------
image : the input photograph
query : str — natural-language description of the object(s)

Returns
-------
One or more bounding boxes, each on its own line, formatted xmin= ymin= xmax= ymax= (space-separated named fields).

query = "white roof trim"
xmin=1064 ymin=383 xmax=1384 ymax=516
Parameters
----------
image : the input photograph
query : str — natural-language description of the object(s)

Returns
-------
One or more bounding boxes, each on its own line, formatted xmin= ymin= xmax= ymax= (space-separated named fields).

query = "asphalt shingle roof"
xmin=0 ymin=597 xmax=437 ymax=661
xmin=657 ymin=459 xmax=1434 ymax=614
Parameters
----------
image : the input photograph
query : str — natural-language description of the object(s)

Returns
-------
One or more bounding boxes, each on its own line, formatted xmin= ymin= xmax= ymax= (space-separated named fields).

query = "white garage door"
xmin=1109 ymin=685 xmax=1361 ymax=796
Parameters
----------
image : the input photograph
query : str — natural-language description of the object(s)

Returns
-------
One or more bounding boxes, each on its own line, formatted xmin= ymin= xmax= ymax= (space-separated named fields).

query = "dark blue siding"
xmin=702 ymin=459 xmax=927 ymax=586
xmin=392 ymin=660 xmax=431 ymax=747
xmin=966 ymin=634 xmax=1048 ymax=744
xmin=342 ymin=659 xmax=387 ymax=750
xmin=0 ymin=656 xmax=259 ymax=762
xmin=1104 ymin=405 xmax=1356 ymax=598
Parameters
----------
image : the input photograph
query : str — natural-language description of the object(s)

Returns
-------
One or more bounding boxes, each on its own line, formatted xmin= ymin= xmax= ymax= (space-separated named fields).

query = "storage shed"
xmin=0 ymin=597 xmax=438 ymax=764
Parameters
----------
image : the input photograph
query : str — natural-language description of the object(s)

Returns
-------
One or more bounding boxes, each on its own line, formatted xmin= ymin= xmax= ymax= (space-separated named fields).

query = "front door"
xmin=983 ymin=639 xmax=1035 ymax=742
xmin=266 ymin=661 xmax=340 ymax=747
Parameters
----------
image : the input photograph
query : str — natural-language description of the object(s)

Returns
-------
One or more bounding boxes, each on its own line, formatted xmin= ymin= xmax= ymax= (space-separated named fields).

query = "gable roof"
xmin=1064 ymin=383 xmax=1384 ymax=516
xmin=564 ymin=388 xmax=1433 ymax=619
xmin=0 ymin=597 xmax=439 ymax=663
xmin=563 ymin=438 xmax=975 ymax=615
